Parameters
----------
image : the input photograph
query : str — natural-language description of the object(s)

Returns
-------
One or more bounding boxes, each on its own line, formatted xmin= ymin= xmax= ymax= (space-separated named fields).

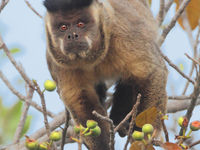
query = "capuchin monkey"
xmin=43 ymin=0 xmax=168 ymax=149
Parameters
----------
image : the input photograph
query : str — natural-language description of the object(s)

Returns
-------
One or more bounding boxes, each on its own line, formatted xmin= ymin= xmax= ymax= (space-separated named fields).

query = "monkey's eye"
xmin=59 ymin=24 xmax=67 ymax=31
xmin=77 ymin=22 xmax=85 ymax=28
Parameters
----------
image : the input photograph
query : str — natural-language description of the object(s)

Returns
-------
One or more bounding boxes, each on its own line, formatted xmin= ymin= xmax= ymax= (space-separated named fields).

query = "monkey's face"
xmin=46 ymin=7 xmax=105 ymax=69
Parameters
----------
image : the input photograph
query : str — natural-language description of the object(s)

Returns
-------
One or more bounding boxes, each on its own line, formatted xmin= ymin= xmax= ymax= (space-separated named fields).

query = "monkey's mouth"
xmin=62 ymin=42 xmax=90 ymax=61
xmin=64 ymin=42 xmax=89 ymax=53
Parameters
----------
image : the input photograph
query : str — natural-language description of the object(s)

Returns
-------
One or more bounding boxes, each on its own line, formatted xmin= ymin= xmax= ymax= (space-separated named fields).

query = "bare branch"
xmin=0 ymin=70 xmax=26 ymax=100
xmin=61 ymin=108 xmax=70 ymax=150
xmin=123 ymin=94 xmax=141 ymax=150
xmin=0 ymin=35 xmax=34 ymax=88
xmin=0 ymin=0 xmax=9 ymax=13
xmin=185 ymin=53 xmax=200 ymax=66
xmin=158 ymin=0 xmax=191 ymax=45
xmin=114 ymin=94 xmax=141 ymax=133
xmin=165 ymin=0 xmax=174 ymax=13
xmin=185 ymin=77 xmax=200 ymax=122
xmin=167 ymin=98 xmax=200 ymax=113
xmin=24 ymin=0 xmax=43 ymax=19
xmin=157 ymin=0 xmax=165 ymax=26
xmin=189 ymin=139 xmax=200 ymax=149
xmin=6 ymin=112 xmax=67 ymax=150
xmin=0 ymin=70 xmax=55 ymax=117
xmin=168 ymin=95 xmax=191 ymax=100
xmin=13 ymin=87 xmax=34 ymax=144
xmin=160 ymin=51 xmax=195 ymax=84
xmin=161 ymin=119 xmax=169 ymax=142
xmin=33 ymin=81 xmax=51 ymax=139
xmin=181 ymin=14 xmax=199 ymax=95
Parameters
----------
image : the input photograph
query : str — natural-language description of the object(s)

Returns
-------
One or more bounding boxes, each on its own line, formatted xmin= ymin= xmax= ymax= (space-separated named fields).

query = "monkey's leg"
xmin=110 ymin=79 xmax=138 ymax=136
xmin=60 ymin=86 xmax=110 ymax=150
xmin=137 ymin=69 xmax=168 ymax=134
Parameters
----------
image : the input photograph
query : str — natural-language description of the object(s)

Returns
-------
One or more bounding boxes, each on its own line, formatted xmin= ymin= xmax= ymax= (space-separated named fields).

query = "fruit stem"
xmin=70 ymin=137 xmax=81 ymax=143
xmin=42 ymin=89 xmax=46 ymax=94
xmin=84 ymin=131 xmax=92 ymax=136
xmin=147 ymin=134 xmax=152 ymax=140
xmin=81 ymin=128 xmax=89 ymax=135
xmin=182 ymin=128 xmax=186 ymax=136
xmin=186 ymin=129 xmax=192 ymax=137
xmin=142 ymin=139 xmax=147 ymax=145
xmin=49 ymin=140 xmax=53 ymax=147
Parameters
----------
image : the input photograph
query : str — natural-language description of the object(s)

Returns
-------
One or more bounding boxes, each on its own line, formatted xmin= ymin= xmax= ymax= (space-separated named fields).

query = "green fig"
xmin=132 ymin=131 xmax=144 ymax=141
xmin=44 ymin=80 xmax=56 ymax=91
xmin=50 ymin=131 xmax=62 ymax=141
xmin=86 ymin=120 xmax=98 ymax=129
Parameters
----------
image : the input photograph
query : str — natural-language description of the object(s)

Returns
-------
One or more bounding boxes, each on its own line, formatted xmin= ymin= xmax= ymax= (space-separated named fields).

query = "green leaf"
xmin=10 ymin=48 xmax=21 ymax=54
xmin=1 ymin=48 xmax=21 ymax=57
xmin=0 ymin=98 xmax=8 ymax=124
xmin=21 ymin=115 xmax=32 ymax=138
xmin=2 ymin=101 xmax=22 ymax=139
xmin=0 ymin=100 xmax=32 ymax=144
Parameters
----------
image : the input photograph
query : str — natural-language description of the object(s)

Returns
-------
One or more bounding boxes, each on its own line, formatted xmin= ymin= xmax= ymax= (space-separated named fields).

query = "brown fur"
xmin=45 ymin=0 xmax=168 ymax=149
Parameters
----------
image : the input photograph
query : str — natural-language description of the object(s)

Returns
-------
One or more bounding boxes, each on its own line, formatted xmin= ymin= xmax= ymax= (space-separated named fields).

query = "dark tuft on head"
xmin=44 ymin=0 xmax=93 ymax=12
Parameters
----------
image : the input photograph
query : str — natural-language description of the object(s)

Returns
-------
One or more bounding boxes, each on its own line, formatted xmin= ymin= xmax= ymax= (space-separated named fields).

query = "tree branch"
xmin=0 ymin=70 xmax=55 ymax=118
xmin=160 ymin=51 xmax=195 ymax=84
xmin=13 ymin=86 xmax=34 ymax=144
xmin=61 ymin=108 xmax=70 ymax=150
xmin=33 ymin=81 xmax=51 ymax=140
xmin=158 ymin=0 xmax=191 ymax=45
xmin=24 ymin=0 xmax=42 ymax=19
xmin=123 ymin=94 xmax=141 ymax=150
xmin=0 ymin=0 xmax=9 ymax=13
xmin=157 ymin=0 xmax=165 ymax=26
xmin=0 ymin=35 xmax=34 ymax=88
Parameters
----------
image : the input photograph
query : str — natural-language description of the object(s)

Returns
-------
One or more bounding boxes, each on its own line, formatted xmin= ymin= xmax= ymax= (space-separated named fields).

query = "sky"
xmin=0 ymin=0 xmax=199 ymax=149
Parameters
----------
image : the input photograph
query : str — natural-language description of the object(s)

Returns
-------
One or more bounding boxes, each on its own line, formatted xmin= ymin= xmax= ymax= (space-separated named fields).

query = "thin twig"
xmin=179 ymin=71 xmax=200 ymax=135
xmin=189 ymin=139 xmax=200 ymax=148
xmin=114 ymin=94 xmax=141 ymax=133
xmin=33 ymin=81 xmax=51 ymax=138
xmin=24 ymin=0 xmax=42 ymax=19
xmin=78 ymin=136 xmax=82 ymax=150
xmin=13 ymin=86 xmax=34 ymax=144
xmin=0 ymin=0 xmax=9 ymax=13
xmin=0 ymin=70 xmax=55 ymax=118
xmin=168 ymin=95 xmax=191 ymax=100
xmin=161 ymin=119 xmax=169 ymax=142
xmin=160 ymin=51 xmax=195 ymax=84
xmin=34 ymin=81 xmax=58 ymax=150
xmin=123 ymin=94 xmax=141 ymax=150
xmin=5 ymin=112 xmax=68 ymax=150
xmin=61 ymin=108 xmax=70 ymax=150
xmin=181 ymin=15 xmax=200 ymax=95
xmin=185 ymin=53 xmax=200 ymax=66
xmin=157 ymin=0 xmax=165 ymax=26
xmin=185 ymin=76 xmax=200 ymax=123
xmin=92 ymin=111 xmax=115 ymax=150
xmin=0 ymin=70 xmax=26 ymax=100
xmin=165 ymin=0 xmax=174 ymax=13
xmin=0 ymin=35 xmax=34 ymax=88
xmin=158 ymin=0 xmax=191 ymax=45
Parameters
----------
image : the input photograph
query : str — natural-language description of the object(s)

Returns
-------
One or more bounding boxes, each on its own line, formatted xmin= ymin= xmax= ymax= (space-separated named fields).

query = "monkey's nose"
xmin=67 ymin=32 xmax=79 ymax=40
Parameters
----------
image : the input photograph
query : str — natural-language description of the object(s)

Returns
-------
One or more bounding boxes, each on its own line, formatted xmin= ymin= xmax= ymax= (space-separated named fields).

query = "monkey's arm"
xmin=55 ymin=70 xmax=110 ymax=150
